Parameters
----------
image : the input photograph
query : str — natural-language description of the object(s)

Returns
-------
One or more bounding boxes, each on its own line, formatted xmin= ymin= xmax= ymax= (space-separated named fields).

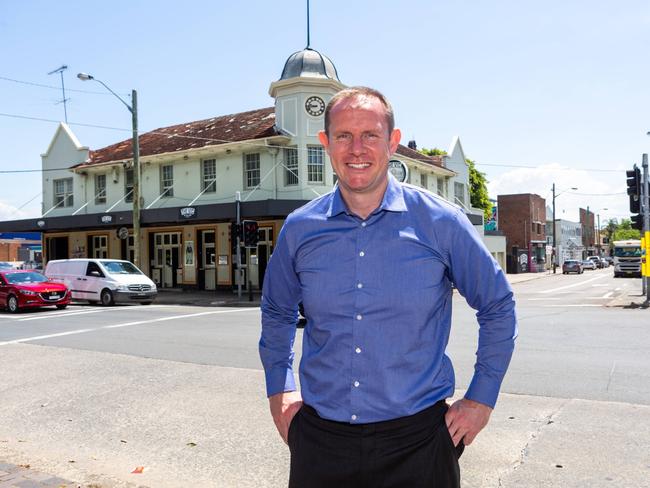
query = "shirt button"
xmin=359 ymin=251 xmax=365 ymax=257
xmin=356 ymin=314 xmax=362 ymax=321
xmin=351 ymin=414 xmax=357 ymax=421
xmin=357 ymin=283 xmax=363 ymax=289
xmin=361 ymin=222 xmax=367 ymax=227
xmin=354 ymin=381 xmax=360 ymax=387
xmin=355 ymin=347 xmax=361 ymax=354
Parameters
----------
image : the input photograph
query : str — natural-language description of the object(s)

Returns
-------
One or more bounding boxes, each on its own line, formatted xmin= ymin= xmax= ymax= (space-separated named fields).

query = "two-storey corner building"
xmin=497 ymin=193 xmax=547 ymax=273
xmin=0 ymin=46 xmax=492 ymax=291
xmin=545 ymin=206 xmax=584 ymax=266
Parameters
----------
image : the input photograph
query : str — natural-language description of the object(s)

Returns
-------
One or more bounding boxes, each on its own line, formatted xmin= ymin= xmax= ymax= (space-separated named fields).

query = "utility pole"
xmin=131 ymin=89 xmax=141 ymax=269
xmin=552 ymin=183 xmax=557 ymax=273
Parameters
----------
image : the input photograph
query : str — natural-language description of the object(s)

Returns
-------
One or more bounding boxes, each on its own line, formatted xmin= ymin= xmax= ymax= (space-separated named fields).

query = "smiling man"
xmin=259 ymin=87 xmax=517 ymax=488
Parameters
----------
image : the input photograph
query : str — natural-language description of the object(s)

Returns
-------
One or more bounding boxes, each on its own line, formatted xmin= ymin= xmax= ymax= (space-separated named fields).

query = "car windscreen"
xmin=614 ymin=247 xmax=641 ymax=257
xmin=4 ymin=272 xmax=48 ymax=284
xmin=102 ymin=261 xmax=142 ymax=275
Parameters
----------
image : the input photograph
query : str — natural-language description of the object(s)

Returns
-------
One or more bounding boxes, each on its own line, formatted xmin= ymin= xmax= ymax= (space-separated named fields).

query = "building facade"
xmin=1 ymin=47 xmax=500 ymax=289
xmin=497 ymin=193 xmax=547 ymax=273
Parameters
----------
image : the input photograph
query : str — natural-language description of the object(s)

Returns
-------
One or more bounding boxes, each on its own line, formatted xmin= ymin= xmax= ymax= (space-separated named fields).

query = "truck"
xmin=612 ymin=240 xmax=642 ymax=277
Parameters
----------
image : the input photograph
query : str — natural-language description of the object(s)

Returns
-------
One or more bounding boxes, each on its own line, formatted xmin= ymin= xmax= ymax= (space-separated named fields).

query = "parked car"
xmin=45 ymin=259 xmax=157 ymax=306
xmin=588 ymin=256 xmax=604 ymax=269
xmin=582 ymin=259 xmax=597 ymax=270
xmin=562 ymin=260 xmax=584 ymax=274
xmin=0 ymin=270 xmax=70 ymax=313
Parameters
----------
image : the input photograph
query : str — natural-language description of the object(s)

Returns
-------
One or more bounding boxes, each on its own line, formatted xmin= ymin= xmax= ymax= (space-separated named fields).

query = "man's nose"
xmin=350 ymin=136 xmax=365 ymax=155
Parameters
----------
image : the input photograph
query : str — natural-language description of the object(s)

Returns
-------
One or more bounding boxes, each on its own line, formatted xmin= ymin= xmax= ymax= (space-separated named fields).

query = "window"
xmin=245 ymin=153 xmax=260 ymax=188
xmin=160 ymin=165 xmax=174 ymax=197
xmin=284 ymin=148 xmax=298 ymax=186
xmin=202 ymin=159 xmax=216 ymax=193
xmin=125 ymin=169 xmax=134 ymax=203
xmin=437 ymin=178 xmax=446 ymax=197
xmin=454 ymin=182 xmax=465 ymax=206
xmin=91 ymin=235 xmax=108 ymax=258
xmin=53 ymin=178 xmax=73 ymax=208
xmin=420 ymin=173 xmax=428 ymax=189
xmin=307 ymin=146 xmax=324 ymax=183
xmin=95 ymin=174 xmax=106 ymax=204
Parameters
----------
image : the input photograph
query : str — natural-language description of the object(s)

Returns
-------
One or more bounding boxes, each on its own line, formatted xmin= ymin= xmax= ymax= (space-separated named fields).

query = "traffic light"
xmin=631 ymin=214 xmax=643 ymax=231
xmin=242 ymin=220 xmax=259 ymax=248
xmin=230 ymin=222 xmax=241 ymax=251
xmin=627 ymin=166 xmax=641 ymax=213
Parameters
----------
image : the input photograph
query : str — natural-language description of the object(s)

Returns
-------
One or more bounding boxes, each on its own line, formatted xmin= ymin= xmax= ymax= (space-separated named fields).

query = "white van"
xmin=45 ymin=259 xmax=157 ymax=306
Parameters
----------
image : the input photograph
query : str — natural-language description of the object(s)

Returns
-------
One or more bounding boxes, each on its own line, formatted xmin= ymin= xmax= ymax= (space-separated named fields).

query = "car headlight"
xmin=116 ymin=284 xmax=129 ymax=291
xmin=20 ymin=290 xmax=38 ymax=296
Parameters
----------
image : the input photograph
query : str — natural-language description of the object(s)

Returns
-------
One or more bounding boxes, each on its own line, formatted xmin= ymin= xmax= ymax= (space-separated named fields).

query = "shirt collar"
xmin=326 ymin=173 xmax=407 ymax=218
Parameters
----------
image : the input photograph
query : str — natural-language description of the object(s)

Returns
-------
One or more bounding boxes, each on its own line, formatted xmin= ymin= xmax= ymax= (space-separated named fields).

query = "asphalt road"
xmin=0 ymin=267 xmax=648 ymax=487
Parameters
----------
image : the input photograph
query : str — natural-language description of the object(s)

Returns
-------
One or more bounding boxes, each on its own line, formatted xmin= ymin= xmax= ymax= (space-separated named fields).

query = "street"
xmin=1 ymin=268 xmax=649 ymax=487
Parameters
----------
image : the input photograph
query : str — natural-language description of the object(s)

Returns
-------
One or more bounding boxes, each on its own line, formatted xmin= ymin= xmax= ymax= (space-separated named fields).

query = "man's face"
xmin=319 ymin=95 xmax=401 ymax=200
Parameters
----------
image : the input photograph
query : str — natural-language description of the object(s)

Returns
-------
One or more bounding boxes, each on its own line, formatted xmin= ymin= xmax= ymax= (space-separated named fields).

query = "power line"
xmin=0 ymin=75 xmax=129 ymax=96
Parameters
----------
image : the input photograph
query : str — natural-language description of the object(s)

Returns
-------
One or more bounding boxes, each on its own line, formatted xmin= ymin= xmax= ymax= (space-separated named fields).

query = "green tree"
xmin=612 ymin=218 xmax=641 ymax=241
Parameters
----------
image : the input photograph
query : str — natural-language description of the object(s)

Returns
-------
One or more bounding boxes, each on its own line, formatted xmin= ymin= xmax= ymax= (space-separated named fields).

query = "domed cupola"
xmin=279 ymin=47 xmax=340 ymax=81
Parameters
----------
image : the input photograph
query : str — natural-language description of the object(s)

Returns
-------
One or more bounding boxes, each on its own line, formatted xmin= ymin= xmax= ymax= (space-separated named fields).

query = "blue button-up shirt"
xmin=259 ymin=175 xmax=517 ymax=423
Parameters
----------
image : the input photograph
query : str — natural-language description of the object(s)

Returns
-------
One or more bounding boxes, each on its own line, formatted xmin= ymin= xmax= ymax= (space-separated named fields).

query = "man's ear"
xmin=389 ymin=128 xmax=402 ymax=154
xmin=318 ymin=130 xmax=330 ymax=153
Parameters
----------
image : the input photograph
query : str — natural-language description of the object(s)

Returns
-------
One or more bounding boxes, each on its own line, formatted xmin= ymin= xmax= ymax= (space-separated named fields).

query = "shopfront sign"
xmin=99 ymin=214 xmax=114 ymax=225
xmin=179 ymin=207 xmax=197 ymax=219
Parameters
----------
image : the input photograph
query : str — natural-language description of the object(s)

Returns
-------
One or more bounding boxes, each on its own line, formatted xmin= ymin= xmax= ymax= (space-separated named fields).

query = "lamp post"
xmin=77 ymin=73 xmax=141 ymax=268
xmin=551 ymin=184 xmax=578 ymax=273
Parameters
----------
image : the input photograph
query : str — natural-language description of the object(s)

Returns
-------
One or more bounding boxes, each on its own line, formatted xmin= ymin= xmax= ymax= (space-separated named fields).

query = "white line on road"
xmin=548 ymin=304 xmax=603 ymax=307
xmin=0 ymin=308 xmax=259 ymax=346
xmin=538 ymin=274 xmax=609 ymax=294
xmin=602 ymin=292 xmax=614 ymax=298
xmin=527 ymin=298 xmax=562 ymax=301
xmin=16 ymin=304 xmax=170 ymax=322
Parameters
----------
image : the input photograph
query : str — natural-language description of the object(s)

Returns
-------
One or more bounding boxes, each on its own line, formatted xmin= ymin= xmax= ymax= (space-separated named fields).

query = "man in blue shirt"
xmin=260 ymin=87 xmax=517 ymax=487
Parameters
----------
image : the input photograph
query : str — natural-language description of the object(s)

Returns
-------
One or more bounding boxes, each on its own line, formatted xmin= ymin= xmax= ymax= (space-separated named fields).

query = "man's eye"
xmin=336 ymin=134 xmax=352 ymax=142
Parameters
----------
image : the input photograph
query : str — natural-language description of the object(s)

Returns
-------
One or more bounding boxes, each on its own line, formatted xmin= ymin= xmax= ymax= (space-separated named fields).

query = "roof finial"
xmin=306 ymin=0 xmax=311 ymax=49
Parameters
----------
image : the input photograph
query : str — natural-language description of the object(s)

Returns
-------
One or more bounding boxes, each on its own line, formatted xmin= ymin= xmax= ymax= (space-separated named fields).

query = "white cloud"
xmin=0 ymin=200 xmax=39 ymax=222
xmin=487 ymin=164 xmax=628 ymax=224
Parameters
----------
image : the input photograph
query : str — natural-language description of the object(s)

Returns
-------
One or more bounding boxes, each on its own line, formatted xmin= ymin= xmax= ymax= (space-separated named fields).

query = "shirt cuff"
xmin=265 ymin=367 xmax=297 ymax=398
xmin=464 ymin=374 xmax=501 ymax=408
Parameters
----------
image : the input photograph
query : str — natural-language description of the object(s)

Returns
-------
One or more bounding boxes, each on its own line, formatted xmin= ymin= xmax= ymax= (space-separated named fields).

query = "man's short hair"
xmin=324 ymin=86 xmax=395 ymax=136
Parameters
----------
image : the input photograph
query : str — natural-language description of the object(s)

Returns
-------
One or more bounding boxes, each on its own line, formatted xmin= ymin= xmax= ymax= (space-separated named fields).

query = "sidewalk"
xmin=152 ymin=270 xmax=554 ymax=308
xmin=0 ymin=461 xmax=77 ymax=487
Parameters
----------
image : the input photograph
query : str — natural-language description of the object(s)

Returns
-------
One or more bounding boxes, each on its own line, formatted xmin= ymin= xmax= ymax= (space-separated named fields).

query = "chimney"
xmin=407 ymin=140 xmax=417 ymax=150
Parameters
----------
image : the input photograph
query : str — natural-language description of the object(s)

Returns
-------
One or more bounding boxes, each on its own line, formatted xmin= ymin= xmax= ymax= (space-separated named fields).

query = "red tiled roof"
xmin=83 ymin=107 xmax=280 ymax=166
xmin=395 ymin=145 xmax=445 ymax=168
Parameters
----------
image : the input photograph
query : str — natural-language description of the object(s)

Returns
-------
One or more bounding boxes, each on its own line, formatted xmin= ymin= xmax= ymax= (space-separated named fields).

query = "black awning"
xmin=0 ymin=199 xmax=311 ymax=233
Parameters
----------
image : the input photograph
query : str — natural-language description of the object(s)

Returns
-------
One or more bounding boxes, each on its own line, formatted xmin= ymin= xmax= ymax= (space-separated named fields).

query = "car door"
xmin=82 ymin=261 xmax=106 ymax=300
xmin=0 ymin=274 xmax=8 ymax=305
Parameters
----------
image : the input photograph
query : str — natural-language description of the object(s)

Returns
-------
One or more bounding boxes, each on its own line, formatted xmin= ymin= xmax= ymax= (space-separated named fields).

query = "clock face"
xmin=305 ymin=96 xmax=326 ymax=117
xmin=388 ymin=159 xmax=409 ymax=183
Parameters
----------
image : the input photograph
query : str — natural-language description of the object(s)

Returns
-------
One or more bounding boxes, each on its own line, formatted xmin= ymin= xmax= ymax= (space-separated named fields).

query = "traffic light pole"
xmin=643 ymin=154 xmax=649 ymax=304
xmin=236 ymin=191 xmax=242 ymax=299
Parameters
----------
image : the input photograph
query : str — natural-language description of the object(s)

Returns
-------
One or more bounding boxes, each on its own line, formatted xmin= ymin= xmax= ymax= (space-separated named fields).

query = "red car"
xmin=0 ymin=270 xmax=71 ymax=313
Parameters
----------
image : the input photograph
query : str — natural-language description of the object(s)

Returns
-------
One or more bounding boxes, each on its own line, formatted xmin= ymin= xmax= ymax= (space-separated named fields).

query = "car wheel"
xmin=100 ymin=289 xmax=115 ymax=306
xmin=7 ymin=295 xmax=19 ymax=313
xmin=56 ymin=304 xmax=67 ymax=310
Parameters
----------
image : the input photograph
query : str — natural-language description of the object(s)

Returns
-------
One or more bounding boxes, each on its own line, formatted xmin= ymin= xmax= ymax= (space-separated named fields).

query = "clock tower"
xmin=269 ymin=48 xmax=345 ymax=139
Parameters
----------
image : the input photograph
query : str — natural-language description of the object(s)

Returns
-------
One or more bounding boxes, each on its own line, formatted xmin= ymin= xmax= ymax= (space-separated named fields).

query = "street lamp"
xmin=596 ymin=208 xmax=608 ymax=256
xmin=77 ymin=73 xmax=141 ymax=268
xmin=551 ymin=183 xmax=578 ymax=273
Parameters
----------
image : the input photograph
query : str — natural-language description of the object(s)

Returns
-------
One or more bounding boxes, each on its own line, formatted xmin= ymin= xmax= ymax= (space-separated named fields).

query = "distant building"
xmin=545 ymin=209 xmax=584 ymax=265
xmin=579 ymin=208 xmax=596 ymax=256
xmin=497 ymin=193 xmax=547 ymax=273
xmin=0 ymin=232 xmax=42 ymax=264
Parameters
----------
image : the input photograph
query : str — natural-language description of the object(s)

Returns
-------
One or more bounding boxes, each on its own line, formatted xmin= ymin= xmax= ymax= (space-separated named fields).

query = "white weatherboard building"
xmin=1 ymin=46 xmax=502 ymax=290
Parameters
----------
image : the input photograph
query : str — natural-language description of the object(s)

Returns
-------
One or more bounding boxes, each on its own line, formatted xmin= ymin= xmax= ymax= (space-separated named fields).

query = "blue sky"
xmin=2 ymin=0 xmax=650 ymax=224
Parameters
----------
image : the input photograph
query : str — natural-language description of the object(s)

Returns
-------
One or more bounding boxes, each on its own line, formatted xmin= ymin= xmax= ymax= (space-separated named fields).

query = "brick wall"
xmin=497 ymin=194 xmax=547 ymax=253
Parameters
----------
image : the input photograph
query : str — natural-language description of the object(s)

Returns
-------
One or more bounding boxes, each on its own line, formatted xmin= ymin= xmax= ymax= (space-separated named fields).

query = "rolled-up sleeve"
xmin=447 ymin=211 xmax=518 ymax=408
xmin=259 ymin=221 xmax=302 ymax=397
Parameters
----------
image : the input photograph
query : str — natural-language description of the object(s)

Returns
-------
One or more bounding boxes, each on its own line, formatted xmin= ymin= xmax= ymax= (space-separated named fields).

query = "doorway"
xmin=46 ymin=236 xmax=69 ymax=261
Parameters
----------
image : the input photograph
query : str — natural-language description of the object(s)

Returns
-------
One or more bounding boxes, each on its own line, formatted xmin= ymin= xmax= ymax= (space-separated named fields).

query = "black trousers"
xmin=288 ymin=401 xmax=464 ymax=488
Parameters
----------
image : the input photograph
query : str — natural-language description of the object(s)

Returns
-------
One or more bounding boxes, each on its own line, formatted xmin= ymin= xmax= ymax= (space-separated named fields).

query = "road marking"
xmin=548 ymin=304 xmax=603 ymax=307
xmin=0 ymin=308 xmax=259 ymax=346
xmin=527 ymin=298 xmax=562 ymax=301
xmin=602 ymin=292 xmax=614 ymax=298
xmin=16 ymin=305 xmax=169 ymax=322
xmin=538 ymin=274 xmax=609 ymax=294
xmin=592 ymin=284 xmax=609 ymax=287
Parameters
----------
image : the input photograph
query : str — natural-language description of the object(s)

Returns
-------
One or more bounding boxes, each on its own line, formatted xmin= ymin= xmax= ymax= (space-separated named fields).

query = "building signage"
xmin=118 ymin=227 xmax=129 ymax=240
xmin=388 ymin=159 xmax=409 ymax=183
xmin=99 ymin=215 xmax=114 ymax=224
xmin=36 ymin=220 xmax=46 ymax=228
xmin=179 ymin=207 xmax=197 ymax=219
